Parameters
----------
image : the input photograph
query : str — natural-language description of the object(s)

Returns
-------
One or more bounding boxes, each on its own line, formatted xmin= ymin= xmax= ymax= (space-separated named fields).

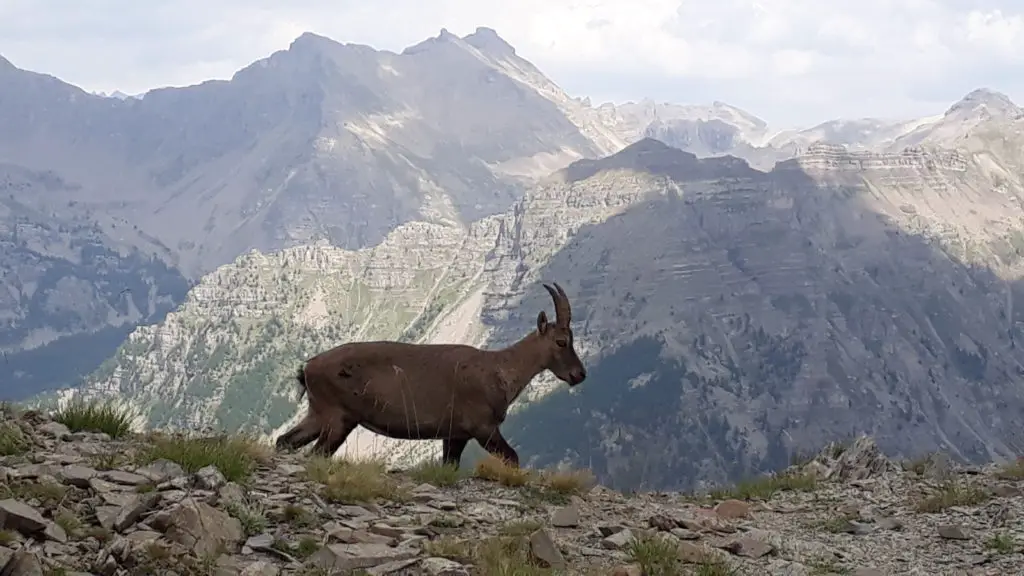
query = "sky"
xmin=1 ymin=0 xmax=1023 ymax=128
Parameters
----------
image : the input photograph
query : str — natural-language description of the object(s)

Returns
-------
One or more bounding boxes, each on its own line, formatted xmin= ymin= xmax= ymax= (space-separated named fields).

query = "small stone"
xmin=876 ymin=517 xmax=903 ymax=531
xmin=0 ymin=499 xmax=47 ymax=534
xmin=601 ymin=528 xmax=634 ymax=550
xmin=529 ymin=528 xmax=566 ymax=569
xmin=551 ymin=505 xmax=580 ymax=528
xmin=597 ymin=524 xmax=625 ymax=537
xmin=308 ymin=543 xmax=418 ymax=571
xmin=239 ymin=560 xmax=281 ymax=576
xmin=937 ymin=525 xmax=970 ymax=540
xmin=194 ymin=465 xmax=226 ymax=490
xmin=647 ymin=514 xmax=676 ymax=531
xmin=419 ymin=557 xmax=470 ymax=575
xmin=102 ymin=470 xmax=149 ymax=486
xmin=720 ymin=536 xmax=774 ymax=559
xmin=1 ymin=550 xmax=44 ymax=576
xmin=135 ymin=459 xmax=186 ymax=483
xmin=714 ymin=499 xmax=751 ymax=519
xmin=114 ymin=492 xmax=161 ymax=532
xmin=218 ymin=482 xmax=246 ymax=506
xmin=37 ymin=422 xmax=70 ymax=439
xmin=670 ymin=528 xmax=700 ymax=540
xmin=43 ymin=521 xmax=68 ymax=543
xmin=58 ymin=464 xmax=98 ymax=488
xmin=365 ymin=558 xmax=421 ymax=575
xmin=158 ymin=498 xmax=243 ymax=557
xmin=678 ymin=541 xmax=723 ymax=564
xmin=609 ymin=565 xmax=642 ymax=576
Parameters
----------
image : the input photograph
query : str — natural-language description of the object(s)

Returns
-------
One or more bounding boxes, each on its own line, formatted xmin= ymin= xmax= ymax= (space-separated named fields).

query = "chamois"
xmin=275 ymin=282 xmax=586 ymax=467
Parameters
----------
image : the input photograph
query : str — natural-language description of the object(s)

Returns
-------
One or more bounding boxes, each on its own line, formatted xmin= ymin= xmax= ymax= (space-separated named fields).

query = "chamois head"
xmin=536 ymin=282 xmax=587 ymax=386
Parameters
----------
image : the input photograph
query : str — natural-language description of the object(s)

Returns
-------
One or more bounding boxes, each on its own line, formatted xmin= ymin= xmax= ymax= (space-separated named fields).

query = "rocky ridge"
xmin=1 ymin=404 xmax=1023 ymax=575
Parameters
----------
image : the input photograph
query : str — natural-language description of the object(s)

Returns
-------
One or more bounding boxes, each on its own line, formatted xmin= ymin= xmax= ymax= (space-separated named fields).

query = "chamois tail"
xmin=294 ymin=365 xmax=308 ymax=401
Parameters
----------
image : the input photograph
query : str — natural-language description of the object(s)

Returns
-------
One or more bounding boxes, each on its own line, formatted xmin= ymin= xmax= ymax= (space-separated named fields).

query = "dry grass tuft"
xmin=707 ymin=470 xmax=818 ymax=501
xmin=407 ymin=460 xmax=464 ymax=487
xmin=474 ymin=455 xmax=533 ymax=487
xmin=537 ymin=467 xmax=595 ymax=497
xmin=0 ymin=421 xmax=30 ymax=456
xmin=306 ymin=456 xmax=408 ymax=503
xmin=996 ymin=458 xmax=1024 ymax=481
xmin=915 ymin=481 xmax=991 ymax=513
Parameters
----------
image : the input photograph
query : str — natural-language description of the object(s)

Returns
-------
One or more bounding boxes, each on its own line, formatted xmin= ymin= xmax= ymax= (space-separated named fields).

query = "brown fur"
xmin=274 ymin=283 xmax=587 ymax=467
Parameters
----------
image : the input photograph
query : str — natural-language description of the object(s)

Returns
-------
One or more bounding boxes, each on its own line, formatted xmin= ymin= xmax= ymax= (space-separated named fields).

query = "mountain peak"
xmin=401 ymin=28 xmax=465 ymax=55
xmin=288 ymin=31 xmax=339 ymax=52
xmin=462 ymin=27 xmax=517 ymax=57
xmin=560 ymin=137 xmax=758 ymax=183
xmin=947 ymin=87 xmax=1019 ymax=117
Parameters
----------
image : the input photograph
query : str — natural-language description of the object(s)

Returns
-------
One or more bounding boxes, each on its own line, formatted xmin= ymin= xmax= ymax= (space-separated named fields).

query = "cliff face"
xmin=502 ymin=141 xmax=1024 ymax=491
xmin=46 ymin=131 xmax=1024 ymax=492
xmin=0 ymin=163 xmax=189 ymax=399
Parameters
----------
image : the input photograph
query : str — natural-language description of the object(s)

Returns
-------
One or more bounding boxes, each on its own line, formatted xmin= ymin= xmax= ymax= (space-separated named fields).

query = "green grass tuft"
xmin=53 ymin=399 xmax=134 ymax=439
xmin=136 ymin=433 xmax=269 ymax=483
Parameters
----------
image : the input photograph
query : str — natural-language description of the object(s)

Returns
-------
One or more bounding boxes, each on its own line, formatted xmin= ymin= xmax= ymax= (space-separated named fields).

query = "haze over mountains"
xmin=6 ymin=27 xmax=1024 ymax=490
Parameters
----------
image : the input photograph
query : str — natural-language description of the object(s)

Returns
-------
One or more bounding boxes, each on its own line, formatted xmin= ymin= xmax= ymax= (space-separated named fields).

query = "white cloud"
xmin=1 ymin=0 xmax=1023 ymax=126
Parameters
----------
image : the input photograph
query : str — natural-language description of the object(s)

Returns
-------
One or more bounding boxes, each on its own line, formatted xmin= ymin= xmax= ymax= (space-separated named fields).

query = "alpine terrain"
xmin=3 ymin=27 xmax=741 ymax=400
xmin=9 ymin=27 xmax=1024 ymax=492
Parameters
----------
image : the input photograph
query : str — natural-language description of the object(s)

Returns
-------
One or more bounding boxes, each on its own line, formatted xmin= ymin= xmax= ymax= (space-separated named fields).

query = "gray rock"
xmin=419 ymin=557 xmax=471 ymax=576
xmin=529 ymin=528 xmax=566 ymax=569
xmin=551 ymin=504 xmax=580 ymax=528
xmin=0 ymin=500 xmax=47 ymax=534
xmin=134 ymin=459 xmax=186 ymax=483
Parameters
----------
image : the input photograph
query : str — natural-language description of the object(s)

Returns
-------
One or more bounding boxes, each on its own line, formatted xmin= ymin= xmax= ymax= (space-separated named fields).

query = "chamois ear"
xmin=536 ymin=310 xmax=549 ymax=334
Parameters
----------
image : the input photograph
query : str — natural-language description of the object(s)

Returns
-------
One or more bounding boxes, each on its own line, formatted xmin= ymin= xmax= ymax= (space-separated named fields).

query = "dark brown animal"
xmin=275 ymin=283 xmax=586 ymax=467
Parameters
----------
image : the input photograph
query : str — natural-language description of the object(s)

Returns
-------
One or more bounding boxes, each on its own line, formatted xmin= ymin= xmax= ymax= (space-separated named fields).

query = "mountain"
xmin=47 ymin=86 xmax=1024 ymax=490
xmin=0 ymin=27 xmax=626 ymax=401
xmin=0 ymin=28 xmax=611 ymax=275
xmin=501 ymin=137 xmax=1024 ymax=491
xmin=0 ymin=163 xmax=190 ymax=398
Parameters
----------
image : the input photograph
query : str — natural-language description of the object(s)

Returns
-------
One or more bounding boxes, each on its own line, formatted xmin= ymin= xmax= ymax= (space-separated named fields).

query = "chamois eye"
xmin=556 ymin=339 xmax=568 ymax=347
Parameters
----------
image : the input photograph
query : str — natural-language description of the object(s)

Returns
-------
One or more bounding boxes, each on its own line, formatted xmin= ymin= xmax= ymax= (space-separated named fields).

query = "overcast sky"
xmin=2 ymin=0 xmax=1023 ymax=128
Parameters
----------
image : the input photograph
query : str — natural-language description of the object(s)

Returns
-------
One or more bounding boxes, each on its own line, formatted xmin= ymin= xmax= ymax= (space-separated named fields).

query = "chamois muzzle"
xmin=567 ymin=367 xmax=587 ymax=386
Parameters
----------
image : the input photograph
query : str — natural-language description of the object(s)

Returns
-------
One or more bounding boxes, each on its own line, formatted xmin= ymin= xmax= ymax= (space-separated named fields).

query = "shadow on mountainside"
xmin=496 ymin=139 xmax=1024 ymax=493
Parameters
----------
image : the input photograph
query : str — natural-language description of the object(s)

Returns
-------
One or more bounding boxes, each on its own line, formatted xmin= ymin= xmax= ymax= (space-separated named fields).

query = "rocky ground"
xmin=0 ymin=403 xmax=1022 ymax=575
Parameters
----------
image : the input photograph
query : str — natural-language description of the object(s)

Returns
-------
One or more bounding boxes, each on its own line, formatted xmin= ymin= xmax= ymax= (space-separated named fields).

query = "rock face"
xmin=1 ymin=405 xmax=1023 ymax=575
xmin=49 ymin=93 xmax=1024 ymax=492
xmin=502 ymin=136 xmax=1024 ymax=490
xmin=0 ymin=28 xmax=614 ymax=401
xmin=0 ymin=164 xmax=190 ymax=400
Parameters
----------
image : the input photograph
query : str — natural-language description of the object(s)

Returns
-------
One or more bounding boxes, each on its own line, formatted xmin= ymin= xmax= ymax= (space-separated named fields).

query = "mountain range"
xmin=6 ymin=27 xmax=1024 ymax=491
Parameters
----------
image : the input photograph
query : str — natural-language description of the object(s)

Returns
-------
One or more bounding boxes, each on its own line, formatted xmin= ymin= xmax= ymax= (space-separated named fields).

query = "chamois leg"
xmin=441 ymin=438 xmax=469 ymax=466
xmin=475 ymin=428 xmax=520 ymax=468
xmin=311 ymin=419 xmax=357 ymax=458
xmin=275 ymin=412 xmax=321 ymax=452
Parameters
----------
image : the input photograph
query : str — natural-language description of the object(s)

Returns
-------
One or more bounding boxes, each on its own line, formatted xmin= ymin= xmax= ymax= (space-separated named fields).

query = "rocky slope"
xmin=0 ymin=163 xmax=189 ymax=400
xmin=502 ymin=136 xmax=1024 ymax=491
xmin=1 ymin=407 xmax=1022 ymax=575
xmin=0 ymin=28 xmax=621 ymax=401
